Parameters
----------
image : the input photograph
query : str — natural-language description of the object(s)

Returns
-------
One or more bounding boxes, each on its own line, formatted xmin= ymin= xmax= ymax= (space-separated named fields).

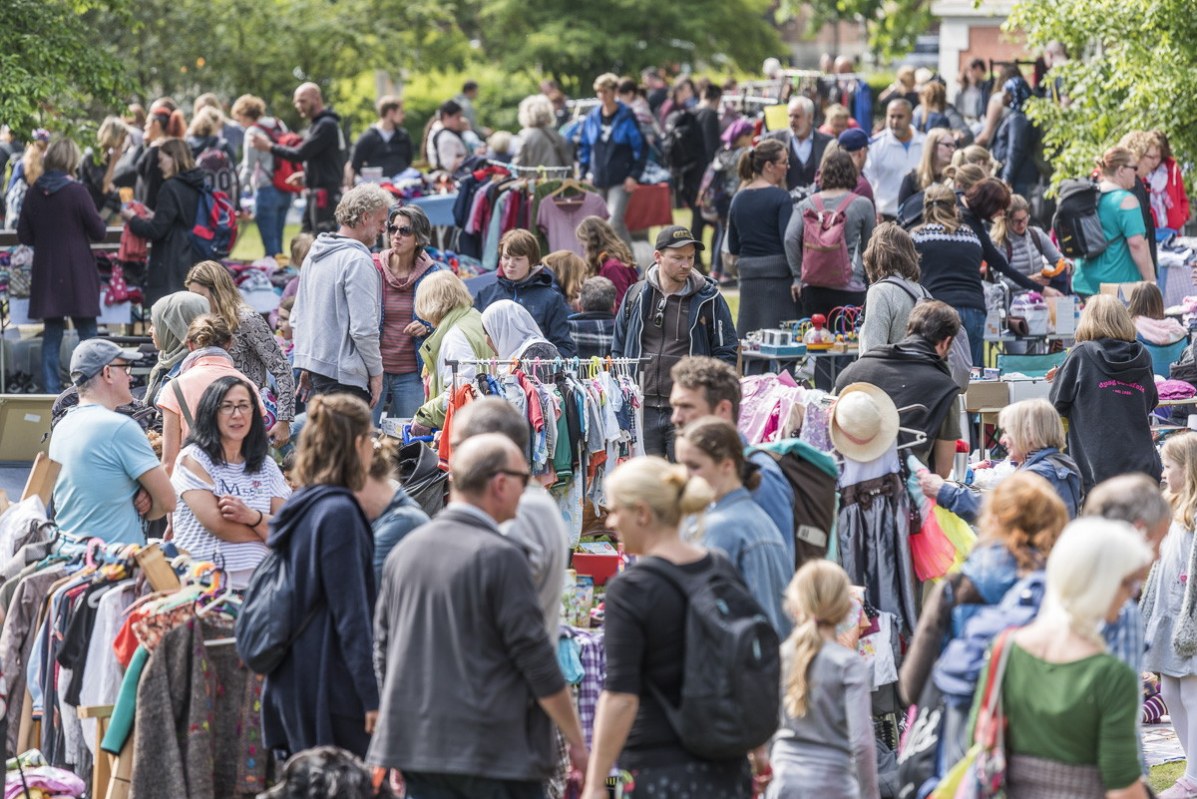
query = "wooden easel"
xmin=20 ymin=452 xmax=60 ymax=507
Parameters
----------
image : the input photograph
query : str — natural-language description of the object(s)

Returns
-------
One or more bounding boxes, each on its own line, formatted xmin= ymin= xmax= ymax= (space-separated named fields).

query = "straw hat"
xmin=830 ymin=383 xmax=900 ymax=462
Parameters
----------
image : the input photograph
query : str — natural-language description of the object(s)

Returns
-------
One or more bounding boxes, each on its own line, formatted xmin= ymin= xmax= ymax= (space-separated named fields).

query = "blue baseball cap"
xmin=838 ymin=128 xmax=870 ymax=152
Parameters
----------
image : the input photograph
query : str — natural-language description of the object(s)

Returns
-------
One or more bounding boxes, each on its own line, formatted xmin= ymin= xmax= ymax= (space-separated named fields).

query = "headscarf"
xmin=480 ymin=299 xmax=550 ymax=360
xmin=146 ymin=292 xmax=209 ymax=403
xmin=1003 ymin=77 xmax=1033 ymax=113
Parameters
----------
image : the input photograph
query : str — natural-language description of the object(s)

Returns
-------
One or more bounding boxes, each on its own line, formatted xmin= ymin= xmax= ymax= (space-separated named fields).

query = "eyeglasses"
xmin=388 ymin=224 xmax=414 ymax=237
xmin=938 ymin=140 xmax=958 ymax=149
xmin=1010 ymin=215 xmax=1029 ymax=225
xmin=1123 ymin=163 xmax=1140 ymax=172
xmin=652 ymin=297 xmax=668 ymax=328
xmin=107 ymin=361 xmax=133 ymax=376
xmin=492 ymin=468 xmax=531 ymax=488
xmin=218 ymin=402 xmax=254 ymax=416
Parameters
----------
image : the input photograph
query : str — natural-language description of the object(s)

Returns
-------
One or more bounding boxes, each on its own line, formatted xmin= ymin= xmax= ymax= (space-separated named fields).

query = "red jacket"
xmin=1163 ymin=156 xmax=1190 ymax=231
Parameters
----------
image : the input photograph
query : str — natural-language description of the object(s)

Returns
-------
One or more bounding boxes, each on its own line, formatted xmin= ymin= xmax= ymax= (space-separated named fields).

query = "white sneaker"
xmin=1158 ymin=778 xmax=1197 ymax=799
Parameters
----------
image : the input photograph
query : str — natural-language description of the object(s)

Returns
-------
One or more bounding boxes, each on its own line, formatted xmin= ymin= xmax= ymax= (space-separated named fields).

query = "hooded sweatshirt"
xmin=269 ymin=108 xmax=346 ymax=194
xmin=261 ymin=484 xmax=379 ymax=754
xmin=474 ymin=266 xmax=576 ymax=357
xmin=1134 ymin=315 xmax=1187 ymax=346
xmin=292 ymin=233 xmax=383 ymax=390
xmin=1049 ymin=338 xmax=1160 ymax=492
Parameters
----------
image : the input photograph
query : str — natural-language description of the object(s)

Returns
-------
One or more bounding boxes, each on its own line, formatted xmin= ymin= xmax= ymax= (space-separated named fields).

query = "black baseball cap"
xmin=654 ymin=225 xmax=705 ymax=251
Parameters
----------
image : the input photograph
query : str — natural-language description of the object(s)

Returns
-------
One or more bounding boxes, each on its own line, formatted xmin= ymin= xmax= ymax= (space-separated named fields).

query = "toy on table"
xmin=827 ymin=305 xmax=862 ymax=352
xmin=803 ymin=313 xmax=835 ymax=350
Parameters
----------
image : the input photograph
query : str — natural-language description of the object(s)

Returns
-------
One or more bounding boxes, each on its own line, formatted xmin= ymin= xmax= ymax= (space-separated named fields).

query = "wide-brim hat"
xmin=830 ymin=382 xmax=900 ymax=462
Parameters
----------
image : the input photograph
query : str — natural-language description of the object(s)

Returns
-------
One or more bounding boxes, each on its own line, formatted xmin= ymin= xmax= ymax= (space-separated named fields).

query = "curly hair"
xmin=334 ymin=183 xmax=393 ymax=229
xmin=978 ymin=471 xmax=1068 ymax=572
xmin=670 ymin=356 xmax=742 ymax=421
xmin=575 ymin=216 xmax=634 ymax=274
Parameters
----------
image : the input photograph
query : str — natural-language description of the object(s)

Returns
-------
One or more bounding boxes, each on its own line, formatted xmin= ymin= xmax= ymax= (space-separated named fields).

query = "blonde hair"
xmin=1118 ymin=130 xmax=1161 ymax=161
xmin=914 ymin=128 xmax=955 ymax=190
xmin=414 ymin=270 xmax=474 ymax=325
xmin=951 ymin=145 xmax=999 ymax=176
xmin=576 ymin=215 xmax=634 ymax=274
xmin=593 ymin=73 xmax=620 ymax=93
xmin=917 ymin=183 xmax=960 ymax=233
xmin=21 ymin=139 xmax=48 ymax=186
xmin=518 ymin=94 xmax=556 ymax=129
xmin=604 ymin=456 xmax=714 ymax=527
xmin=230 ymin=94 xmax=266 ymax=121
xmin=1163 ymin=432 xmax=1197 ymax=529
xmin=781 ymin=561 xmax=853 ymax=718
xmin=1074 ymin=294 xmax=1136 ymax=343
xmin=945 ymin=162 xmax=987 ymax=192
xmin=542 ymin=250 xmax=588 ymax=305
xmin=188 ymin=106 xmax=225 ymax=138
xmin=97 ymin=117 xmax=128 ymax=152
xmin=289 ymin=233 xmax=315 ymax=268
xmin=978 ymin=471 xmax=1068 ymax=572
xmin=991 ymin=193 xmax=1030 ymax=249
xmin=185 ymin=260 xmax=249 ymax=331
xmin=998 ymin=399 xmax=1065 ymax=455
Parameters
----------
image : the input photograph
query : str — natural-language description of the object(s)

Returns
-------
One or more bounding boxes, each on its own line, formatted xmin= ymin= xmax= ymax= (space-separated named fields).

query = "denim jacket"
xmin=937 ymin=447 xmax=1082 ymax=522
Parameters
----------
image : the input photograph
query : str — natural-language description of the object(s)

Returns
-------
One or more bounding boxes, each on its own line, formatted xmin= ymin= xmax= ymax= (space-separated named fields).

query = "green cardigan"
xmin=413 ymin=305 xmax=493 ymax=428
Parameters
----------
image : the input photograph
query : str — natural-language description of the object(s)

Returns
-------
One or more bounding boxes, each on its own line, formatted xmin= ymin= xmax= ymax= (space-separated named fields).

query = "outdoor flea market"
xmin=0 ymin=14 xmax=1196 ymax=798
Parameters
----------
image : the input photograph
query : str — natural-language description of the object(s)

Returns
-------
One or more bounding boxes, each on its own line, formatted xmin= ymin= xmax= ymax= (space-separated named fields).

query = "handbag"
xmin=931 ymin=628 xmax=1014 ymax=799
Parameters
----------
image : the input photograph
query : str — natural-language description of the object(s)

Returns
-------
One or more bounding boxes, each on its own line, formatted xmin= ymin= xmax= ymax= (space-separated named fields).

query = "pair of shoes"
xmin=1159 ymin=778 xmax=1197 ymax=799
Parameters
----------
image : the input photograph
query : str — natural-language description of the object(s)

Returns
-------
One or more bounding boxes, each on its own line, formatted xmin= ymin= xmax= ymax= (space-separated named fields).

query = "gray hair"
xmin=388 ymin=204 xmax=432 ymax=254
xmin=788 ymin=96 xmax=815 ymax=119
xmin=1083 ymin=474 xmax=1173 ymax=530
xmin=335 ymin=184 xmax=394 ymax=228
xmin=44 ymin=138 xmax=82 ymax=175
xmin=518 ymin=94 xmax=556 ymax=130
xmin=580 ymin=276 xmax=616 ymax=313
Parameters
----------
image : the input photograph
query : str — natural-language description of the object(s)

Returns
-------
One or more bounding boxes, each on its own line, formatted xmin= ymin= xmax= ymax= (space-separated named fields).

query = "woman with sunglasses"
xmin=1071 ymin=146 xmax=1156 ymax=298
xmin=371 ymin=205 xmax=443 ymax=423
xmin=171 ymin=374 xmax=290 ymax=588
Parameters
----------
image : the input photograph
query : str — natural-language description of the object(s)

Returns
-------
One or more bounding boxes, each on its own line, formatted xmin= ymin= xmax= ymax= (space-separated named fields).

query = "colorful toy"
xmin=803 ymin=314 xmax=835 ymax=350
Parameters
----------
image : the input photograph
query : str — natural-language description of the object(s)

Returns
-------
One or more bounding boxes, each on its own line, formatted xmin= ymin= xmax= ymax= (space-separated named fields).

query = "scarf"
xmin=1003 ymin=77 xmax=1033 ymax=113
xmin=35 ymin=170 xmax=72 ymax=195
xmin=146 ymin=292 xmax=210 ymax=404
xmin=480 ymin=299 xmax=551 ymax=359
xmin=1147 ymin=165 xmax=1172 ymax=228
xmin=378 ymin=249 xmax=435 ymax=292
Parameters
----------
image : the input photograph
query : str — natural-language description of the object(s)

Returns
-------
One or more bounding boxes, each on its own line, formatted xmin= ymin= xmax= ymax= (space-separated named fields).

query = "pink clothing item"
xmin=156 ymin=356 xmax=265 ymax=438
xmin=536 ymin=192 xmax=610 ymax=256
xmin=376 ymin=250 xmax=435 ymax=374
xmin=597 ymin=256 xmax=639 ymax=310
xmin=1134 ymin=314 xmax=1187 ymax=346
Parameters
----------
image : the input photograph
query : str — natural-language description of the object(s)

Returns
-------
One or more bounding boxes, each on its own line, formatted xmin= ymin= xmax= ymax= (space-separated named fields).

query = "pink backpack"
xmin=801 ymin=193 xmax=857 ymax=289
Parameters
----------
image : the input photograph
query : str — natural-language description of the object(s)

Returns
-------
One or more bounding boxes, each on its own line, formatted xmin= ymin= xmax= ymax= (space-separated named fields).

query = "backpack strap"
xmin=171 ymin=378 xmax=195 ymax=431
xmin=622 ymin=281 xmax=646 ymax=325
xmin=879 ymin=276 xmax=924 ymax=303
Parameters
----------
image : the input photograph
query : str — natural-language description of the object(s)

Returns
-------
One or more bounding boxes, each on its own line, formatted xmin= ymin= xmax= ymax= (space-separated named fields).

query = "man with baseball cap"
xmin=48 ymin=340 xmax=175 ymax=543
xmin=834 ymin=128 xmax=876 ymax=206
xmin=612 ymin=225 xmax=736 ymax=458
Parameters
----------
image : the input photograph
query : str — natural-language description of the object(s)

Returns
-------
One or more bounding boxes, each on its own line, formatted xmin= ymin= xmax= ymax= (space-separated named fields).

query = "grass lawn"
xmin=231 ymin=221 xmax=303 ymax=262
xmin=1151 ymin=761 xmax=1184 ymax=792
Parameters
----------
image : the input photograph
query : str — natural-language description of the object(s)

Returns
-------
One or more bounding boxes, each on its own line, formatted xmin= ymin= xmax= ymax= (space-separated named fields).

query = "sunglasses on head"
xmin=388 ymin=224 xmax=414 ymax=236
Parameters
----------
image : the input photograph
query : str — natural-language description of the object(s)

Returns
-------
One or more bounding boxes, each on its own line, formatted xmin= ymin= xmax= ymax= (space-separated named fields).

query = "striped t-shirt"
xmin=171 ymin=444 xmax=291 ymax=579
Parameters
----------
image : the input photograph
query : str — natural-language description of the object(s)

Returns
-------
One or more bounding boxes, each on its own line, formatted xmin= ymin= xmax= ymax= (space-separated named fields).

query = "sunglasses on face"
xmin=492 ymin=468 xmax=531 ymax=489
xmin=388 ymin=224 xmax=414 ymax=236
xmin=653 ymin=297 xmax=668 ymax=328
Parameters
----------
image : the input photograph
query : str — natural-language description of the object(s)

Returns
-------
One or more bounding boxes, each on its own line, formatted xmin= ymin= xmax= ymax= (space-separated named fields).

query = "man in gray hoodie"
xmin=291 ymin=184 xmax=391 ymax=406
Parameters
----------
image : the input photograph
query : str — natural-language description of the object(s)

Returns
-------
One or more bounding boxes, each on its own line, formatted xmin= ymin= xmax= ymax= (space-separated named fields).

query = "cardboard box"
xmin=1100 ymin=282 xmax=1147 ymax=302
xmin=1050 ymin=296 xmax=1078 ymax=335
xmin=965 ymin=381 xmax=1009 ymax=411
xmin=0 ymin=395 xmax=55 ymax=460
xmin=1006 ymin=379 xmax=1052 ymax=404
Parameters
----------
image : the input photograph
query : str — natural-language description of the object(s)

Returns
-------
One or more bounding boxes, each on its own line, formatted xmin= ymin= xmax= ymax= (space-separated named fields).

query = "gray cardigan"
xmin=368 ymin=503 xmax=566 ymax=780
xmin=784 ymin=190 xmax=877 ymax=292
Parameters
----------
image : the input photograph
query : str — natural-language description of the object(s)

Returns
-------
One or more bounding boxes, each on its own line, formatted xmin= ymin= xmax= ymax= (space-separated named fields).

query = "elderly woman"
xmin=920 ymin=399 xmax=1082 ymax=521
xmin=16 ymin=137 xmax=107 ymax=393
xmin=411 ymin=271 xmax=494 ymax=432
xmin=373 ymin=205 xmax=443 ymax=422
xmin=513 ymin=94 xmax=572 ymax=168
xmin=1071 ymin=147 xmax=1156 ymax=297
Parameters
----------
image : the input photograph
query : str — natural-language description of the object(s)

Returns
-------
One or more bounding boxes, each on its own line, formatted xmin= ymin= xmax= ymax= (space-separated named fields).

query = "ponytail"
xmin=737 ymin=139 xmax=786 ymax=183
xmin=781 ymin=561 xmax=853 ymax=718
xmin=737 ymin=147 xmax=757 ymax=183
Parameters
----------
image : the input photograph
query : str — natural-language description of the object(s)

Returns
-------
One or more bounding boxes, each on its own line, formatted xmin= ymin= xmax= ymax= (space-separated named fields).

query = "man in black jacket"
xmin=253 ymin=82 xmax=346 ymax=233
xmin=834 ymin=300 xmax=963 ymax=476
xmin=764 ymin=96 xmax=833 ymax=191
xmin=345 ymin=95 xmax=413 ymax=187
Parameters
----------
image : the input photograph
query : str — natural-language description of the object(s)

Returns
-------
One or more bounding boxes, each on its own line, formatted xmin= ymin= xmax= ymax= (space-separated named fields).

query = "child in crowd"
xmin=575 ymin=215 xmax=640 ymax=310
xmin=567 ymin=276 xmax=617 ymax=359
xmin=276 ymin=296 xmax=295 ymax=363
xmin=542 ymin=249 xmax=588 ymax=311
xmin=1144 ymin=432 xmax=1197 ymax=799
xmin=472 ymin=229 xmax=576 ymax=356
xmin=1128 ymin=282 xmax=1187 ymax=346
xmin=766 ymin=560 xmax=879 ymax=799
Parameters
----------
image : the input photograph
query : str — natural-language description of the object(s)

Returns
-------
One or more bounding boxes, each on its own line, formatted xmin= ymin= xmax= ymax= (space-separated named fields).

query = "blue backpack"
xmin=234 ymin=548 xmax=318 ymax=674
xmin=188 ymin=184 xmax=238 ymax=261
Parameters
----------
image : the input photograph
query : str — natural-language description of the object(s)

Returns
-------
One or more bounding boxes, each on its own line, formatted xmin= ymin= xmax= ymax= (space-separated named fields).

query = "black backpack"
xmin=896 ymin=190 xmax=924 ymax=230
xmin=234 ymin=548 xmax=319 ymax=674
xmin=1051 ymin=179 xmax=1109 ymax=259
xmin=637 ymin=555 xmax=781 ymax=759
xmin=662 ymin=109 xmax=706 ymax=173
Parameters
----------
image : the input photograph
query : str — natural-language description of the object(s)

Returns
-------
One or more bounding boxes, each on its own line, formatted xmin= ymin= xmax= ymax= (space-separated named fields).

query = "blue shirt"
xmin=747 ymin=447 xmax=796 ymax=561
xmin=49 ymin=403 xmax=160 ymax=544
xmin=702 ymin=487 xmax=794 ymax=636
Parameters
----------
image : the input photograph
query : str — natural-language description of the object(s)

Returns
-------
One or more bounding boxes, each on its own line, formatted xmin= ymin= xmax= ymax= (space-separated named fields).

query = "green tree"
xmin=775 ymin=0 xmax=932 ymax=63
xmin=477 ymin=0 xmax=781 ymax=94
xmin=0 ymin=0 xmax=134 ymax=136
xmin=1007 ymin=0 xmax=1197 ymax=191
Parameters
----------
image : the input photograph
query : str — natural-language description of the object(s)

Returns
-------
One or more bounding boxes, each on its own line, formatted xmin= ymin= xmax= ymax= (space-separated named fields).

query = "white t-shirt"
xmin=171 ymin=444 xmax=290 ymax=576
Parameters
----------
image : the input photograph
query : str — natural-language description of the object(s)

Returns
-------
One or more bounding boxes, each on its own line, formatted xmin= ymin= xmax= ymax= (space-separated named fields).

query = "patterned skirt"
xmin=627 ymin=759 xmax=752 ymax=799
xmin=1006 ymin=754 xmax=1105 ymax=799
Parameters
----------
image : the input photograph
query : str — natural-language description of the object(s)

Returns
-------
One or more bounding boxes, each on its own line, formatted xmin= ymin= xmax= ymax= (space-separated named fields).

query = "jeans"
xmin=958 ymin=306 xmax=987 ymax=368
xmin=42 ymin=317 xmax=97 ymax=393
xmin=254 ymin=184 xmax=291 ymax=257
xmin=604 ymin=184 xmax=633 ymax=248
xmin=308 ymin=372 xmax=371 ymax=406
xmin=371 ymin=371 xmax=425 ymax=425
xmin=643 ymin=404 xmax=676 ymax=460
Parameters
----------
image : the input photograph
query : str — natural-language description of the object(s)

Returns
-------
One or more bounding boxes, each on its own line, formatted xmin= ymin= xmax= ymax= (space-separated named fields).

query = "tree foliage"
xmin=1007 ymin=0 xmax=1197 ymax=191
xmin=0 ymin=0 xmax=134 ymax=137
xmin=477 ymin=0 xmax=782 ymax=95
xmin=776 ymin=0 xmax=931 ymax=63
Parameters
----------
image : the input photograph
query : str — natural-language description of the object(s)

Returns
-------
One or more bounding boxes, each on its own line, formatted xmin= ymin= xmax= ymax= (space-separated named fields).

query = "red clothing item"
xmin=597 ymin=256 xmax=639 ymax=310
xmin=112 ymin=606 xmax=152 ymax=668
xmin=437 ymin=383 xmax=477 ymax=467
xmin=375 ymin=250 xmax=435 ymax=375
xmin=1163 ymin=157 xmax=1191 ymax=231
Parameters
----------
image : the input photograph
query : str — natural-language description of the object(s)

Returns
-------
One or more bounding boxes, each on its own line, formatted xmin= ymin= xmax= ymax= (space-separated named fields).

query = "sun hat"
xmin=829 ymin=382 xmax=900 ymax=462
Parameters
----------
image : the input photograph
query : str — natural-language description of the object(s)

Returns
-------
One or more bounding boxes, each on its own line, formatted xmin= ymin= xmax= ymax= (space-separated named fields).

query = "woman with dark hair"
xmin=171 ymin=374 xmax=290 ymax=588
xmin=373 ymin=204 xmax=443 ymax=422
xmin=259 ymin=746 xmax=398 ymax=799
xmin=122 ymin=137 xmax=206 ymax=305
xmin=961 ymin=178 xmax=1058 ymax=302
xmin=16 ymin=137 xmax=107 ymax=393
xmin=262 ymin=393 xmax=380 ymax=758
xmin=727 ymin=139 xmax=796 ymax=335
xmin=785 ymin=149 xmax=876 ymax=320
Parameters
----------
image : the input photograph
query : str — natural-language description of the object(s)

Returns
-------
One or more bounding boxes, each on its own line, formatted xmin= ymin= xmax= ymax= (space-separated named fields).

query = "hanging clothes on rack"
xmin=535 ymin=181 xmax=609 ymax=256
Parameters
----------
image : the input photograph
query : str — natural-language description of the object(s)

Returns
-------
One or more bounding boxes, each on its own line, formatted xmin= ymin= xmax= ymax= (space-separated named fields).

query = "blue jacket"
xmin=702 ymin=487 xmax=795 ymax=636
xmin=371 ymin=487 xmax=431 ymax=584
xmin=611 ymin=269 xmax=737 ymax=368
xmin=474 ymin=266 xmax=577 ymax=357
xmin=577 ymin=102 xmax=647 ymax=188
xmin=992 ymin=110 xmax=1038 ymax=189
xmin=937 ymin=447 xmax=1082 ymax=522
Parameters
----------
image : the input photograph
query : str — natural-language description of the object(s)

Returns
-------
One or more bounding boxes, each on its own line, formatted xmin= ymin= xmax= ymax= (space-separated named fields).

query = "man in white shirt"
xmin=863 ymin=99 xmax=925 ymax=220
xmin=425 ymin=100 xmax=469 ymax=173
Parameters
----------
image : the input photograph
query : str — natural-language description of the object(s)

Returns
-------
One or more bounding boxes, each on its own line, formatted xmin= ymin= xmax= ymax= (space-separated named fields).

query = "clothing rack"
xmin=487 ymin=159 xmax=574 ymax=178
xmin=444 ymin=355 xmax=651 ymax=390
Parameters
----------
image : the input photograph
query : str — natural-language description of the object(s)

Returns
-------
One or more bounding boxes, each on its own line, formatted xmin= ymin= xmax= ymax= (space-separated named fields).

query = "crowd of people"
xmin=2 ymin=46 xmax=1197 ymax=799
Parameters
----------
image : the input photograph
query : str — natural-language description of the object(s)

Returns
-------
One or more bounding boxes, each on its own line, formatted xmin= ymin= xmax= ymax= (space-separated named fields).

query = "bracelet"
xmin=254 ymin=510 xmax=265 ymax=527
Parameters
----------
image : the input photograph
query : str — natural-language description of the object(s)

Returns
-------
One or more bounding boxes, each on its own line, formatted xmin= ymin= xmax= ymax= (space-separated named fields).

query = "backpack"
xmin=260 ymin=123 xmax=305 ymax=194
xmin=1051 ymin=179 xmax=1109 ymax=259
xmin=234 ymin=549 xmax=320 ymax=674
xmin=800 ymin=193 xmax=857 ymax=289
xmin=195 ymin=143 xmax=240 ymax=208
xmin=636 ymin=555 xmax=781 ymax=759
xmin=749 ymin=442 xmax=839 ymax=570
xmin=188 ymin=184 xmax=238 ymax=261
xmin=662 ymin=110 xmax=706 ymax=173
xmin=896 ymin=190 xmax=925 ymax=230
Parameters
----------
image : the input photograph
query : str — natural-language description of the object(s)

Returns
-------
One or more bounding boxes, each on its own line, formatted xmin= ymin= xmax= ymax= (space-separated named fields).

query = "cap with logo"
xmin=70 ymin=339 xmax=144 ymax=386
xmin=654 ymin=225 xmax=706 ymax=252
